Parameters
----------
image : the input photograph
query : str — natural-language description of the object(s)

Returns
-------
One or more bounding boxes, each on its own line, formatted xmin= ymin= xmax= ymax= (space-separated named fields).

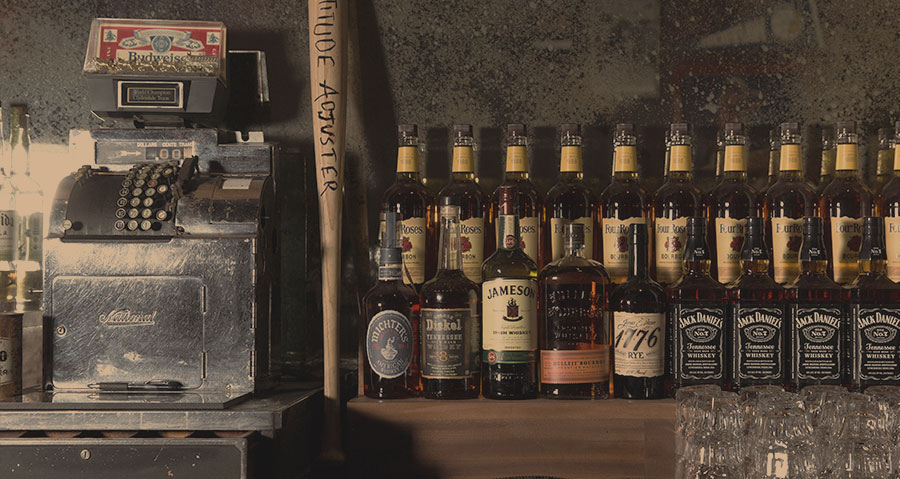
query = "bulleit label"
xmin=613 ymin=312 xmax=665 ymax=378
xmin=602 ymin=217 xmax=648 ymax=283
xmin=482 ymin=278 xmax=537 ymax=364
xmin=771 ymin=217 xmax=803 ymax=284
xmin=886 ymin=216 xmax=900 ymax=282
xmin=550 ymin=216 xmax=594 ymax=261
xmin=421 ymin=308 xmax=478 ymax=379
xmin=715 ymin=217 xmax=745 ymax=284
xmin=400 ymin=217 xmax=427 ymax=284
xmin=459 ymin=217 xmax=484 ymax=283
xmin=674 ymin=305 xmax=725 ymax=381
xmin=793 ymin=305 xmax=842 ymax=381
xmin=830 ymin=216 xmax=863 ymax=284
xmin=654 ymin=216 xmax=688 ymax=284
xmin=541 ymin=348 xmax=609 ymax=384
xmin=735 ymin=305 xmax=784 ymax=380
xmin=366 ymin=310 xmax=414 ymax=379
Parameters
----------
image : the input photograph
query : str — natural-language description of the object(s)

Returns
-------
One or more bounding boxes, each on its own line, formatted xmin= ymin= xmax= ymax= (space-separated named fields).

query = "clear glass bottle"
xmin=0 ymin=103 xmax=15 ymax=311
xmin=7 ymin=106 xmax=42 ymax=312
xmin=545 ymin=123 xmax=597 ymax=262
xmin=880 ymin=121 xmax=900 ymax=282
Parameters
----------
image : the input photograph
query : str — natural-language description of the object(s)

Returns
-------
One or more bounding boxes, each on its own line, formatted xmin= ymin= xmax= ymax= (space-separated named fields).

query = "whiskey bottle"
xmin=439 ymin=124 xmax=486 ymax=284
xmin=764 ymin=122 xmax=818 ymax=285
xmin=363 ymin=211 xmax=421 ymax=399
xmin=599 ymin=123 xmax=651 ymax=284
xmin=872 ymin=127 xmax=893 ymax=195
xmin=489 ymin=124 xmax=542 ymax=266
xmin=0 ymin=103 xmax=14 ymax=310
xmin=757 ymin=128 xmax=779 ymax=205
xmin=652 ymin=123 xmax=703 ymax=285
xmin=708 ymin=123 xmax=758 ymax=284
xmin=610 ymin=223 xmax=666 ymax=399
xmin=881 ymin=122 xmax=900 ymax=282
xmin=714 ymin=129 xmax=725 ymax=188
xmin=382 ymin=124 xmax=436 ymax=288
xmin=851 ymin=217 xmax=900 ymax=390
xmin=786 ymin=217 xmax=848 ymax=391
xmin=7 ymin=106 xmax=42 ymax=312
xmin=420 ymin=205 xmax=481 ymax=399
xmin=545 ymin=123 xmax=596 ymax=262
xmin=482 ymin=185 xmax=538 ymax=399
xmin=539 ymin=222 xmax=611 ymax=399
xmin=730 ymin=217 xmax=787 ymax=391
xmin=820 ymin=120 xmax=874 ymax=285
xmin=670 ymin=217 xmax=728 ymax=392
xmin=817 ymin=126 xmax=836 ymax=196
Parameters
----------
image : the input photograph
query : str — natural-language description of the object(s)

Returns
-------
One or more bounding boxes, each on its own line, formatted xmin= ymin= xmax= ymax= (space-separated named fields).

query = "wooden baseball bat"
xmin=308 ymin=0 xmax=347 ymax=462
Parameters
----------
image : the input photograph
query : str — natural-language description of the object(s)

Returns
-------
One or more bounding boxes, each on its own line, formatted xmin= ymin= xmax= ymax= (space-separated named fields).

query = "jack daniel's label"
xmin=421 ymin=308 xmax=479 ymax=379
xmin=854 ymin=306 xmax=900 ymax=382
xmin=674 ymin=305 xmax=725 ymax=381
xmin=735 ymin=306 xmax=784 ymax=380
xmin=366 ymin=310 xmax=414 ymax=379
xmin=793 ymin=305 xmax=842 ymax=381
xmin=483 ymin=278 xmax=537 ymax=364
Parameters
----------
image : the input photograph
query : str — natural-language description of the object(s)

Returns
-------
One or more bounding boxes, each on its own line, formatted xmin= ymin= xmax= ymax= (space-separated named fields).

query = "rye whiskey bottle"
xmin=599 ymin=123 xmax=651 ymax=284
xmin=872 ymin=127 xmax=893 ymax=195
xmin=817 ymin=126 xmax=836 ymax=196
xmin=611 ymin=224 xmax=666 ymax=399
xmin=670 ymin=217 xmax=729 ymax=392
xmin=730 ymin=217 xmax=787 ymax=391
xmin=786 ymin=217 xmax=849 ymax=391
xmin=482 ymin=185 xmax=538 ymax=399
xmin=821 ymin=120 xmax=874 ymax=285
xmin=439 ymin=124 xmax=486 ymax=284
xmin=881 ymin=122 xmax=900 ymax=282
xmin=539 ymin=222 xmax=611 ymax=399
xmin=545 ymin=123 xmax=596 ymax=262
xmin=420 ymin=205 xmax=481 ymax=399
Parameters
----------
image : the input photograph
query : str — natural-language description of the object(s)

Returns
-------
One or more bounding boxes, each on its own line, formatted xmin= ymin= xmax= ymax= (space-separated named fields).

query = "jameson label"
xmin=0 ymin=337 xmax=15 ymax=387
xmin=560 ymin=146 xmax=582 ymax=173
xmin=497 ymin=216 xmax=539 ymax=264
xmin=541 ymin=348 xmax=609 ymax=384
xmin=886 ymin=216 xmax=900 ymax=282
xmin=366 ymin=310 xmax=414 ymax=379
xmin=550 ymin=216 xmax=594 ymax=261
xmin=396 ymin=146 xmax=419 ymax=173
xmin=735 ymin=305 xmax=784 ymax=380
xmin=855 ymin=306 xmax=900 ymax=381
xmin=830 ymin=217 xmax=863 ymax=284
xmin=602 ymin=217 xmax=648 ymax=283
xmin=654 ymin=216 xmax=688 ymax=284
xmin=506 ymin=145 xmax=528 ymax=172
xmin=793 ymin=305 xmax=842 ymax=381
xmin=674 ymin=305 xmax=725 ymax=381
xmin=772 ymin=217 xmax=803 ymax=284
xmin=483 ymin=278 xmax=537 ymax=364
xmin=460 ymin=217 xmax=484 ymax=283
xmin=400 ymin=217 xmax=427 ymax=284
xmin=421 ymin=308 xmax=479 ymax=379
xmin=613 ymin=312 xmax=665 ymax=378
xmin=715 ymin=217 xmax=745 ymax=284
xmin=0 ymin=211 xmax=15 ymax=262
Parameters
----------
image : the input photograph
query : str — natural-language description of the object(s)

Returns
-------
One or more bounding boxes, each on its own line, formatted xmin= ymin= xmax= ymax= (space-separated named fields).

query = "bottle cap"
xmin=560 ymin=123 xmax=580 ymax=137
xmin=800 ymin=217 xmax=827 ymax=262
xmin=440 ymin=204 xmax=460 ymax=219
xmin=498 ymin=185 xmax=518 ymax=216
xmin=670 ymin=123 xmax=689 ymax=137
xmin=836 ymin=120 xmax=856 ymax=135
xmin=380 ymin=211 xmax=402 ymax=266
xmin=398 ymin=124 xmax=418 ymax=138
xmin=507 ymin=123 xmax=527 ymax=137
xmin=564 ymin=222 xmax=585 ymax=250
xmin=780 ymin=122 xmax=799 ymax=136
xmin=453 ymin=124 xmax=473 ymax=138
xmin=740 ymin=217 xmax=769 ymax=261
xmin=684 ymin=217 xmax=710 ymax=262
xmin=615 ymin=123 xmax=634 ymax=137
xmin=859 ymin=217 xmax=887 ymax=261
xmin=628 ymin=222 xmax=648 ymax=245
xmin=724 ymin=122 xmax=744 ymax=136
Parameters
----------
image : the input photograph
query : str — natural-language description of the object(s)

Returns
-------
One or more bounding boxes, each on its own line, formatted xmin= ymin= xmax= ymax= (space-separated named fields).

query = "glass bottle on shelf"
xmin=881 ymin=121 xmax=900 ymax=282
xmin=545 ymin=123 xmax=596 ymax=262
xmin=0 ymin=103 xmax=15 ymax=311
xmin=817 ymin=126 xmax=836 ymax=196
xmin=7 ymin=106 xmax=42 ymax=312
xmin=757 ymin=128 xmax=779 ymax=207
xmin=872 ymin=127 xmax=893 ymax=195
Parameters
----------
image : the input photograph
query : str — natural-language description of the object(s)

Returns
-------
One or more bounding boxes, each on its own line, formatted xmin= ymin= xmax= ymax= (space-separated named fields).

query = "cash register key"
xmin=163 ymin=167 xmax=175 ymax=176
xmin=129 ymin=197 xmax=141 ymax=207
xmin=156 ymin=210 xmax=168 ymax=221
xmin=151 ymin=173 xmax=161 ymax=181
xmin=134 ymin=179 xmax=145 ymax=188
xmin=115 ymin=208 xmax=127 ymax=219
xmin=132 ymin=188 xmax=143 ymax=197
xmin=128 ymin=208 xmax=140 ymax=219
xmin=147 ymin=179 xmax=159 ymax=188
xmin=127 ymin=220 xmax=139 ymax=231
xmin=116 ymin=197 xmax=128 ymax=208
xmin=145 ymin=187 xmax=156 ymax=197
xmin=119 ymin=188 xmax=130 ymax=197
xmin=114 ymin=220 xmax=126 ymax=231
xmin=121 ymin=179 xmax=132 ymax=188
xmin=141 ymin=208 xmax=153 ymax=219
xmin=157 ymin=184 xmax=169 ymax=194
xmin=126 ymin=171 xmax=136 ymax=179
xmin=137 ymin=173 xmax=148 ymax=180
xmin=142 ymin=197 xmax=154 ymax=208
xmin=140 ymin=220 xmax=152 ymax=231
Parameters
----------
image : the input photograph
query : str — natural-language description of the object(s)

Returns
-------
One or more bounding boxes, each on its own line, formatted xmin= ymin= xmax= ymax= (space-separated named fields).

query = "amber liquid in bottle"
xmin=545 ymin=123 xmax=597 ymax=262
xmin=872 ymin=127 xmax=893 ymax=195
xmin=817 ymin=126 xmax=836 ymax=196
xmin=880 ymin=122 xmax=900 ymax=282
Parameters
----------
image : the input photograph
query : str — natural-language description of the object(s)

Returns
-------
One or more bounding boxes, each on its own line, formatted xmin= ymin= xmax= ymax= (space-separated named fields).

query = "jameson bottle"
xmin=757 ymin=128 xmax=779 ymax=205
xmin=881 ymin=122 xmax=900 ymax=281
xmin=539 ymin=222 xmax=611 ymax=399
xmin=708 ymin=123 xmax=758 ymax=285
xmin=363 ymin=212 xmax=421 ymax=399
xmin=382 ymin=124 xmax=436 ymax=288
xmin=420 ymin=205 xmax=481 ymax=399
xmin=764 ymin=122 xmax=817 ymax=285
xmin=786 ymin=217 xmax=849 ymax=391
xmin=851 ymin=217 xmax=900 ymax=390
xmin=489 ymin=124 xmax=542 ymax=266
xmin=7 ymin=106 xmax=42 ymax=312
xmin=820 ymin=121 xmax=873 ymax=285
xmin=599 ymin=123 xmax=651 ymax=284
xmin=439 ymin=124 xmax=486 ymax=284
xmin=545 ymin=123 xmax=596 ymax=262
xmin=482 ymin=185 xmax=538 ymax=399
xmin=872 ymin=127 xmax=893 ymax=195
xmin=0 ymin=103 xmax=14 ymax=310
xmin=730 ymin=217 xmax=787 ymax=391
xmin=817 ymin=126 xmax=836 ymax=195
xmin=653 ymin=123 xmax=703 ymax=285
xmin=670 ymin=217 xmax=728 ymax=392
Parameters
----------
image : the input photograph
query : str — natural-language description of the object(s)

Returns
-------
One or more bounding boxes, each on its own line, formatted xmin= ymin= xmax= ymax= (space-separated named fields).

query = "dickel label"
xmin=421 ymin=308 xmax=479 ymax=379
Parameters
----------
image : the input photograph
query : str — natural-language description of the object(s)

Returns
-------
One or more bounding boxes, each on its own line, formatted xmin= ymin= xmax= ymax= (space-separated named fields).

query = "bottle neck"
xmin=684 ymin=259 xmax=711 ymax=276
xmin=741 ymin=259 xmax=770 ymax=275
xmin=877 ymin=149 xmax=892 ymax=176
xmin=801 ymin=260 xmax=828 ymax=276
xmin=378 ymin=247 xmax=403 ymax=282
xmin=497 ymin=213 xmax=521 ymax=251
xmin=451 ymin=145 xmax=475 ymax=175
xmin=437 ymin=214 xmax=463 ymax=272
xmin=767 ymin=149 xmax=778 ymax=178
xmin=613 ymin=145 xmax=638 ymax=176
xmin=669 ymin=144 xmax=692 ymax=175
xmin=860 ymin=259 xmax=887 ymax=276
xmin=9 ymin=125 xmax=29 ymax=176
xmin=565 ymin=240 xmax=586 ymax=258
xmin=629 ymin=241 xmax=649 ymax=280
xmin=723 ymin=144 xmax=747 ymax=173
xmin=835 ymin=143 xmax=859 ymax=172
xmin=396 ymin=145 xmax=419 ymax=179
xmin=820 ymin=148 xmax=836 ymax=177
xmin=505 ymin=145 xmax=529 ymax=175
xmin=667 ymin=169 xmax=694 ymax=182
xmin=560 ymin=145 xmax=583 ymax=174
xmin=779 ymin=144 xmax=802 ymax=173
xmin=894 ymin=146 xmax=900 ymax=173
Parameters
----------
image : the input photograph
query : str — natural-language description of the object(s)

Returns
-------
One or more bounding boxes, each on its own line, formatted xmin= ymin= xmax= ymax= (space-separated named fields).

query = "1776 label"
xmin=674 ymin=305 xmax=725 ymax=381
xmin=735 ymin=306 xmax=784 ymax=380
xmin=793 ymin=305 xmax=842 ymax=381
xmin=613 ymin=312 xmax=665 ymax=378
xmin=855 ymin=307 xmax=900 ymax=382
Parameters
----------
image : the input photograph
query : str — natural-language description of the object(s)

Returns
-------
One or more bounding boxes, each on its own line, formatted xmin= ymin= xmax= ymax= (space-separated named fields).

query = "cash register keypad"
xmin=114 ymin=160 xmax=179 ymax=231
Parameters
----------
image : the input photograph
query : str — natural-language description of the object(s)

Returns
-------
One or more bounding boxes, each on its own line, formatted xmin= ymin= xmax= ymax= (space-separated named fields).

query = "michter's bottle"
xmin=764 ymin=122 xmax=817 ymax=285
xmin=670 ymin=217 xmax=728 ymax=392
xmin=817 ymin=126 xmax=836 ymax=196
xmin=872 ymin=127 xmax=893 ymax=195
xmin=821 ymin=120 xmax=873 ymax=285
xmin=851 ymin=217 xmax=900 ymax=390
xmin=881 ymin=122 xmax=900 ymax=282
xmin=489 ymin=124 xmax=541 ymax=266
xmin=420 ymin=205 xmax=481 ymax=399
xmin=545 ymin=123 xmax=596 ymax=262
xmin=439 ymin=124 xmax=486 ymax=284
xmin=730 ymin=217 xmax=787 ymax=391
xmin=362 ymin=212 xmax=420 ymax=399
xmin=7 ymin=106 xmax=42 ymax=312
xmin=599 ymin=123 xmax=651 ymax=284
xmin=482 ymin=185 xmax=538 ymax=399
xmin=653 ymin=123 xmax=702 ymax=285
xmin=539 ymin=222 xmax=611 ymax=399
xmin=0 ymin=103 xmax=14 ymax=310
xmin=610 ymin=223 xmax=666 ymax=399
xmin=787 ymin=217 xmax=848 ymax=391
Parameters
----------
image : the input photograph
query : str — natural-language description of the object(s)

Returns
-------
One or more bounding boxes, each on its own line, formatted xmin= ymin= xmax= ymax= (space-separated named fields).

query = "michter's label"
xmin=602 ymin=217 xmax=648 ymax=283
xmin=421 ymin=308 xmax=479 ymax=379
xmin=654 ymin=216 xmax=688 ymax=284
xmin=0 ymin=211 xmax=15 ymax=262
xmin=400 ymin=217 xmax=427 ymax=284
xmin=613 ymin=312 xmax=665 ymax=378
xmin=541 ymin=283 xmax=608 ymax=384
xmin=497 ymin=216 xmax=539 ymax=264
xmin=771 ymin=217 xmax=803 ymax=284
xmin=715 ymin=217 xmax=745 ymax=284
xmin=854 ymin=306 xmax=900 ymax=382
xmin=793 ymin=305 xmax=842 ymax=381
xmin=550 ymin=216 xmax=594 ymax=261
xmin=886 ymin=216 xmax=900 ymax=282
xmin=366 ymin=310 xmax=414 ymax=379
xmin=482 ymin=278 xmax=537 ymax=364
xmin=830 ymin=217 xmax=863 ymax=284
xmin=460 ymin=217 xmax=484 ymax=283
xmin=735 ymin=306 xmax=784 ymax=380
xmin=674 ymin=305 xmax=725 ymax=381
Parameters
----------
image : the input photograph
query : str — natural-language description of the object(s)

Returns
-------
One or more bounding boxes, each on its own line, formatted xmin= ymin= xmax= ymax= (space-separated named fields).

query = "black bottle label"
xmin=793 ymin=305 xmax=842 ymax=380
xmin=365 ymin=310 xmax=414 ymax=379
xmin=735 ymin=305 xmax=784 ymax=380
xmin=421 ymin=308 xmax=479 ymax=379
xmin=674 ymin=305 xmax=725 ymax=380
xmin=855 ymin=306 xmax=900 ymax=381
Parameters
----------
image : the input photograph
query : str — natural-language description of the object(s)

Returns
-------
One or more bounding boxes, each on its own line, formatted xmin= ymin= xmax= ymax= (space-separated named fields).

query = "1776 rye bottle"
xmin=363 ymin=212 xmax=420 ymax=399
xmin=881 ymin=122 xmax=900 ymax=282
xmin=872 ymin=127 xmax=894 ymax=195
xmin=420 ymin=205 xmax=481 ymax=399
xmin=439 ymin=124 xmax=487 ymax=284
xmin=821 ymin=121 xmax=874 ymax=285
xmin=764 ymin=122 xmax=818 ymax=285
xmin=786 ymin=217 xmax=849 ymax=391
xmin=670 ymin=217 xmax=729 ymax=392
xmin=539 ymin=223 xmax=611 ymax=399
xmin=545 ymin=123 xmax=596 ymax=262
xmin=482 ymin=185 xmax=538 ymax=399
xmin=599 ymin=123 xmax=651 ymax=284
xmin=382 ymin=124 xmax=436 ymax=288
xmin=851 ymin=217 xmax=900 ymax=390
xmin=730 ymin=217 xmax=787 ymax=391
xmin=653 ymin=123 xmax=703 ymax=286
xmin=611 ymin=223 xmax=666 ymax=399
